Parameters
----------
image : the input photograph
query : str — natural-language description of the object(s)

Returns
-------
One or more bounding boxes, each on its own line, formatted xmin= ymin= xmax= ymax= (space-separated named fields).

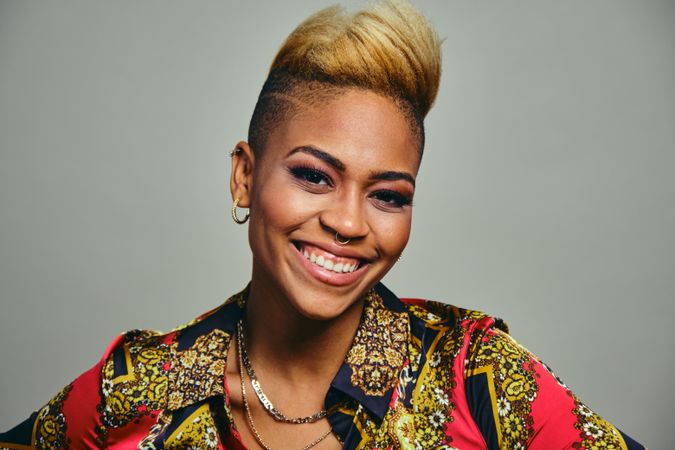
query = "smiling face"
xmin=231 ymin=89 xmax=420 ymax=321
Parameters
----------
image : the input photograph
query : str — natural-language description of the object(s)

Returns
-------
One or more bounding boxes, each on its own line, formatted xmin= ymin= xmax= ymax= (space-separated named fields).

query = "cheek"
xmin=370 ymin=211 xmax=412 ymax=254
xmin=251 ymin=175 xmax=317 ymax=232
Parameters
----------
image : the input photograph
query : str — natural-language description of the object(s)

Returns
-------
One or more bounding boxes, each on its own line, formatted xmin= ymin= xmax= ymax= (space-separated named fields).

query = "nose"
xmin=319 ymin=189 xmax=370 ymax=242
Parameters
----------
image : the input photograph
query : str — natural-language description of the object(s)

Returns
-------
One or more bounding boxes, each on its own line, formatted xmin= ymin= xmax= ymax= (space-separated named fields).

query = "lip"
xmin=290 ymin=241 xmax=371 ymax=287
xmin=293 ymin=239 xmax=371 ymax=261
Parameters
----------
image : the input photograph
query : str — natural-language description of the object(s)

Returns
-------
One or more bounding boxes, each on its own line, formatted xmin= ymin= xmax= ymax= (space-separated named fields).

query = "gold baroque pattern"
xmin=570 ymin=395 xmax=626 ymax=449
xmin=407 ymin=300 xmax=455 ymax=326
xmin=137 ymin=411 xmax=172 ymax=450
xmin=346 ymin=290 xmax=408 ymax=396
xmin=167 ymin=329 xmax=230 ymax=410
xmin=352 ymin=405 xmax=388 ymax=449
xmin=410 ymin=328 xmax=462 ymax=448
xmin=541 ymin=362 xmax=628 ymax=449
xmin=100 ymin=332 xmax=170 ymax=429
xmin=34 ymin=383 xmax=72 ymax=450
xmin=165 ymin=404 xmax=220 ymax=450
xmin=469 ymin=328 xmax=539 ymax=448
xmin=351 ymin=313 xmax=465 ymax=449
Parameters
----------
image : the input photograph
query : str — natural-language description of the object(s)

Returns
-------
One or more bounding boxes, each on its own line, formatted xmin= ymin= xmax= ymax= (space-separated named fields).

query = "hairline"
xmin=248 ymin=79 xmax=426 ymax=159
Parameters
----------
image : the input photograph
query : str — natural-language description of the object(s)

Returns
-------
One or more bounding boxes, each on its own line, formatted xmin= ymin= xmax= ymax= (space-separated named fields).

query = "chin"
xmin=281 ymin=241 xmax=390 ymax=321
xmin=288 ymin=292 xmax=362 ymax=322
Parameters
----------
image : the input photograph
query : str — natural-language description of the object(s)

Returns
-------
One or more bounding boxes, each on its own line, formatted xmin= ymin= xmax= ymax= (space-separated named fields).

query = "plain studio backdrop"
xmin=1 ymin=1 xmax=673 ymax=448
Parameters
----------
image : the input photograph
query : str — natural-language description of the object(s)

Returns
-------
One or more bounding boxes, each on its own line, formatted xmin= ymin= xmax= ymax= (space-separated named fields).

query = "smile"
xmin=291 ymin=241 xmax=369 ymax=287
xmin=299 ymin=244 xmax=360 ymax=273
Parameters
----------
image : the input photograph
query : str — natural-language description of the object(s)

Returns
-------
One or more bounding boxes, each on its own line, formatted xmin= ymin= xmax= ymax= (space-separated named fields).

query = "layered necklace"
xmin=236 ymin=320 xmax=332 ymax=450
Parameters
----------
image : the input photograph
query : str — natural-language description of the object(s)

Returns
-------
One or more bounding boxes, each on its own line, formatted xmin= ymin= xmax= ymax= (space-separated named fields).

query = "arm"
xmin=463 ymin=319 xmax=645 ymax=450
xmin=0 ymin=331 xmax=171 ymax=449
xmin=0 ymin=336 xmax=122 ymax=449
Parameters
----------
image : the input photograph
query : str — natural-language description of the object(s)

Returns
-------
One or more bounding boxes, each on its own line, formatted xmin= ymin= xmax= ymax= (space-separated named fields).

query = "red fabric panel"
xmin=61 ymin=361 xmax=104 ymax=448
xmin=105 ymin=413 xmax=160 ymax=449
xmin=527 ymin=360 xmax=579 ymax=449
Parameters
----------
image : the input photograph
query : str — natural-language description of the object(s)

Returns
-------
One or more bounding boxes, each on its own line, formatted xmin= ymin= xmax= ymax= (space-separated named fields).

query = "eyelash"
xmin=288 ymin=165 xmax=412 ymax=209
xmin=289 ymin=165 xmax=333 ymax=187
xmin=372 ymin=189 xmax=412 ymax=208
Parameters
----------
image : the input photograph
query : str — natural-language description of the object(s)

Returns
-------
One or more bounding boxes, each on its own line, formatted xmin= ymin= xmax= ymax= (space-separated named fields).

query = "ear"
xmin=229 ymin=141 xmax=255 ymax=208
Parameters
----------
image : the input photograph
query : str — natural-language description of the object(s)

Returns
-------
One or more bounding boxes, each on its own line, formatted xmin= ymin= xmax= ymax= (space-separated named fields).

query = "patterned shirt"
xmin=0 ymin=283 xmax=644 ymax=449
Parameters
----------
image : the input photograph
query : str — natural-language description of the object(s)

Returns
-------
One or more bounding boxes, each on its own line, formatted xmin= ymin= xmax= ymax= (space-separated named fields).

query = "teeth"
xmin=299 ymin=245 xmax=360 ymax=274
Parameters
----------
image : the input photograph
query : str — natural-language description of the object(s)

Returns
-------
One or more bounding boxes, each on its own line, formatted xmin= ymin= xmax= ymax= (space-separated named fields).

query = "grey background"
xmin=1 ymin=1 xmax=673 ymax=448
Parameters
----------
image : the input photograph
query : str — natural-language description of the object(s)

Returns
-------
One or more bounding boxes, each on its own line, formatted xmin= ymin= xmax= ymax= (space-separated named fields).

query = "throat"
xmin=243 ymin=283 xmax=365 ymax=384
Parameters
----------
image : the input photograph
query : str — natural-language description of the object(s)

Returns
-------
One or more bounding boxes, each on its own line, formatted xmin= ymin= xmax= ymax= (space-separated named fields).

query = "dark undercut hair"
xmin=247 ymin=70 xmax=425 ymax=155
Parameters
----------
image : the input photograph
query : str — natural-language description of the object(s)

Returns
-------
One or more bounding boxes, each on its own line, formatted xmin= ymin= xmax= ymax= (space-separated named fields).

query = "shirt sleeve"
xmin=0 ymin=335 xmax=125 ymax=449
xmin=463 ymin=318 xmax=645 ymax=450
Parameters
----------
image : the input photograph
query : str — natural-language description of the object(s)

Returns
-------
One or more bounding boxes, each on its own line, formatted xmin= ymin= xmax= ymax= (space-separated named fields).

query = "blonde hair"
xmin=248 ymin=0 xmax=441 ymax=153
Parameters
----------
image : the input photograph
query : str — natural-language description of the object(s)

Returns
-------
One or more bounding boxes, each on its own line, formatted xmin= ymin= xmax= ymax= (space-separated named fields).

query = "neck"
xmin=244 ymin=279 xmax=365 ymax=385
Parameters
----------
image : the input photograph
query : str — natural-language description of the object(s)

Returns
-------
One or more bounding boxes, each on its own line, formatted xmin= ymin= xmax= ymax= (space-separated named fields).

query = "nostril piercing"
xmin=335 ymin=232 xmax=351 ymax=245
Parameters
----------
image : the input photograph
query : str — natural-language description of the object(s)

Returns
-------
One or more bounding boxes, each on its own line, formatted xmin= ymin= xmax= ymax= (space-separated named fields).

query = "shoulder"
xmin=0 ymin=292 xmax=245 ymax=448
xmin=0 ymin=327 xmax=176 ymax=448
xmin=401 ymin=297 xmax=646 ymax=450
xmin=98 ymin=328 xmax=173 ymax=427
xmin=401 ymin=296 xmax=509 ymax=336
xmin=99 ymin=291 xmax=244 ymax=429
xmin=399 ymin=297 xmax=538 ymax=395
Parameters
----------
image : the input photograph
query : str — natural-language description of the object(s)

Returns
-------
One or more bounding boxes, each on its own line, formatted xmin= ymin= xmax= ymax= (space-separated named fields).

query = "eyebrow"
xmin=369 ymin=170 xmax=416 ymax=187
xmin=287 ymin=145 xmax=416 ymax=187
xmin=288 ymin=146 xmax=345 ymax=171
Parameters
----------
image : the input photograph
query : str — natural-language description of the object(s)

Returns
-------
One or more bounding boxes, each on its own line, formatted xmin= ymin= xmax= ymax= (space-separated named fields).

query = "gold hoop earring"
xmin=335 ymin=232 xmax=350 ymax=246
xmin=232 ymin=198 xmax=249 ymax=224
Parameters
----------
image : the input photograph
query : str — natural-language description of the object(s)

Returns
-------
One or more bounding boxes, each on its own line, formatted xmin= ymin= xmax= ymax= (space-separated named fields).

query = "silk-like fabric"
xmin=0 ymin=283 xmax=645 ymax=449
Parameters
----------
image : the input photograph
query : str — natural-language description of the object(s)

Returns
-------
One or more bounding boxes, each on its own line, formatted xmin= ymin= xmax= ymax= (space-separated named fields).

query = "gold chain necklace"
xmin=237 ymin=320 xmax=327 ymax=424
xmin=236 ymin=322 xmax=333 ymax=450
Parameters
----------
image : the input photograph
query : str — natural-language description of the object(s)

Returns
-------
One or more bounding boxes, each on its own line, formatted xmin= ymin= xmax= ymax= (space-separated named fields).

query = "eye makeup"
xmin=285 ymin=153 xmax=414 ymax=212
xmin=287 ymin=164 xmax=334 ymax=190
xmin=370 ymin=189 xmax=412 ymax=208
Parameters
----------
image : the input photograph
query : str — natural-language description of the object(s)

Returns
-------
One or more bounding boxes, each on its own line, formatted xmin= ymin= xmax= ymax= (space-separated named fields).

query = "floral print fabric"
xmin=0 ymin=283 xmax=644 ymax=449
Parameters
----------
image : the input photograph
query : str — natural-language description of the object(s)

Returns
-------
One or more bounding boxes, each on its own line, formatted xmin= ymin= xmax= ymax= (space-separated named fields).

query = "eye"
xmin=371 ymin=190 xmax=412 ymax=209
xmin=289 ymin=166 xmax=333 ymax=187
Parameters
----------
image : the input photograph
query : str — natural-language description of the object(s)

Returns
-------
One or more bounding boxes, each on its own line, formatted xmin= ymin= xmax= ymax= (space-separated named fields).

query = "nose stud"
xmin=335 ymin=232 xmax=351 ymax=246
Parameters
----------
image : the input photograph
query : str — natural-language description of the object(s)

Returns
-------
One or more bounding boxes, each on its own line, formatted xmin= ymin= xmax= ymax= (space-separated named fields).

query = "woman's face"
xmin=232 ymin=89 xmax=420 ymax=321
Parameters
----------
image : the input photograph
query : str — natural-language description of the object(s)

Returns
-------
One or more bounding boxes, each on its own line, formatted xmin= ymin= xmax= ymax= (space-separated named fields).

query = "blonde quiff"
xmin=247 ymin=0 xmax=442 ymax=153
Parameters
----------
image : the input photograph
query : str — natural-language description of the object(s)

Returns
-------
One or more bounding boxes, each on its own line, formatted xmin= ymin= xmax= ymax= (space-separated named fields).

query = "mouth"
xmin=294 ymin=241 xmax=362 ymax=272
xmin=291 ymin=241 xmax=370 ymax=286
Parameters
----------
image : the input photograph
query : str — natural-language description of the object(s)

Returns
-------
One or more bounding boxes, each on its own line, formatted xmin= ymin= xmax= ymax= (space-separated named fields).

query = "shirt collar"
xmin=165 ymin=282 xmax=410 ymax=423
xmin=166 ymin=287 xmax=245 ymax=411
xmin=327 ymin=283 xmax=410 ymax=422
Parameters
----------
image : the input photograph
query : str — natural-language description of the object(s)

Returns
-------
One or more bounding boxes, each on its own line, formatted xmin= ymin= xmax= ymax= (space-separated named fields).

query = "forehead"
xmin=263 ymin=89 xmax=421 ymax=174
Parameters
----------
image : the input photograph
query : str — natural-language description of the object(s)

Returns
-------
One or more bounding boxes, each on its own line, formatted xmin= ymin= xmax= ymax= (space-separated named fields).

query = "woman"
xmin=0 ymin=1 xmax=646 ymax=449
